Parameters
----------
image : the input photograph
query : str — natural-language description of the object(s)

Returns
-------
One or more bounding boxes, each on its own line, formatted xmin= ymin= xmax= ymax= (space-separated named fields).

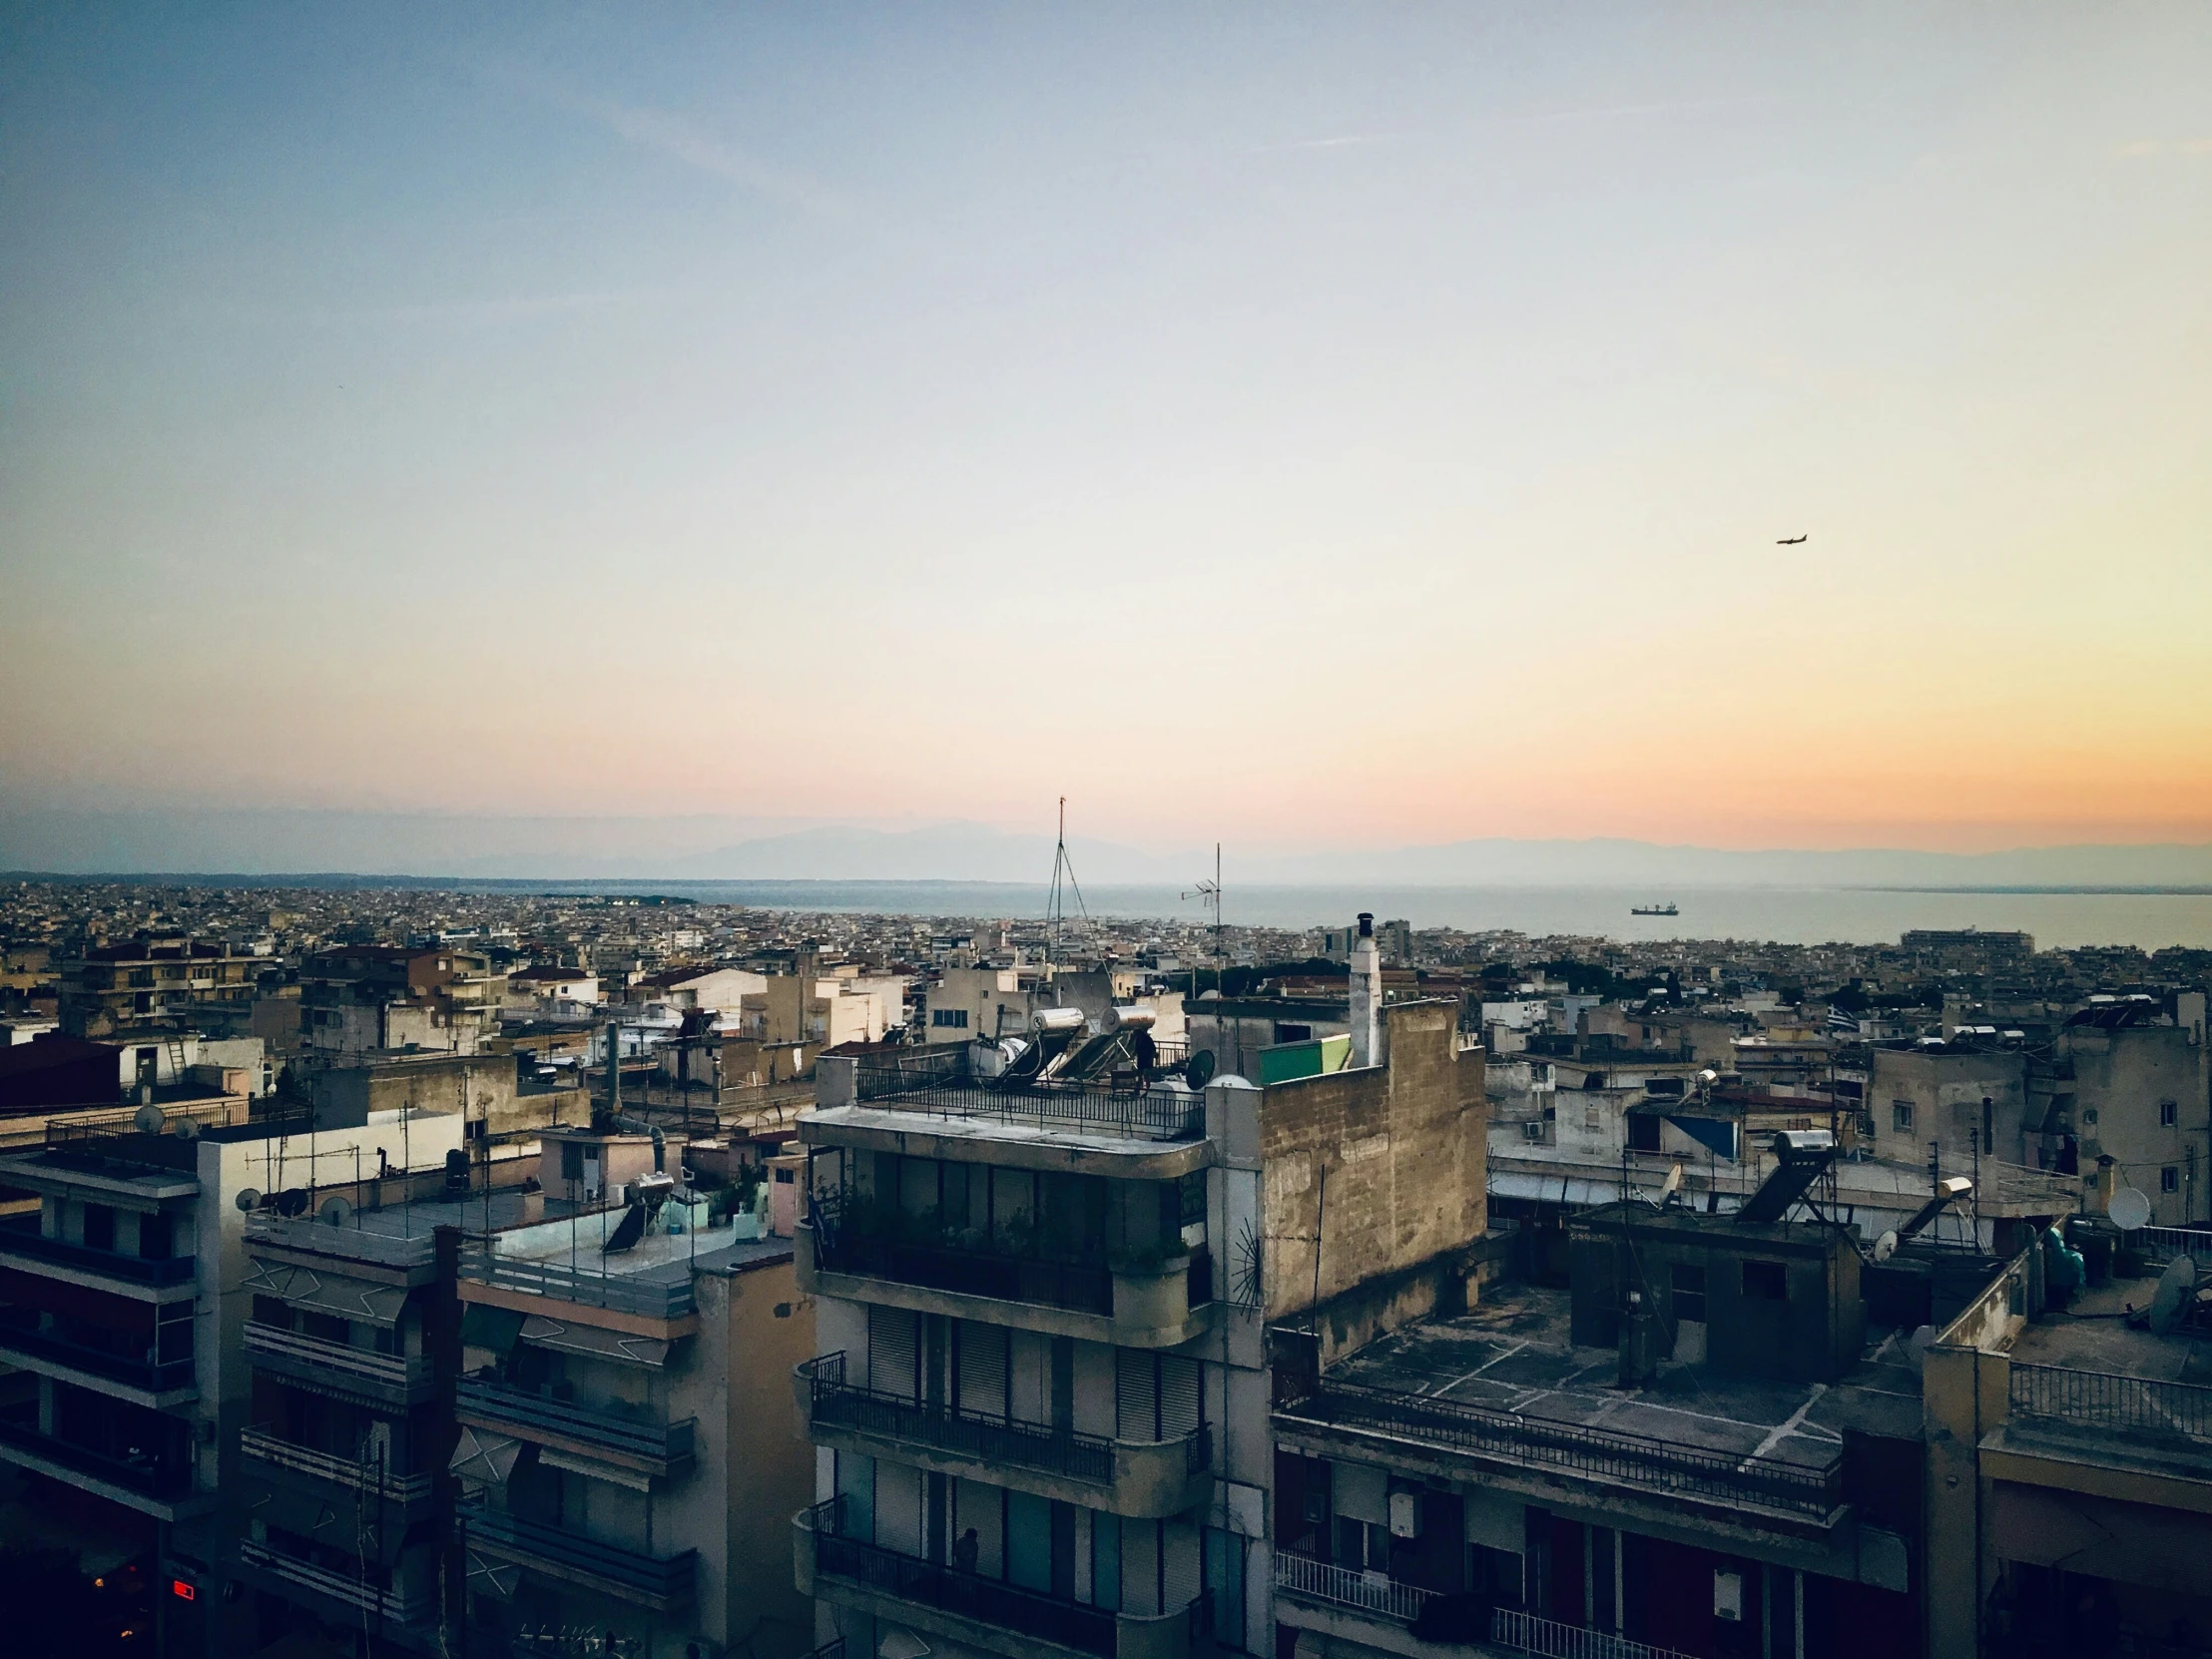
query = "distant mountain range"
xmin=3 ymin=806 xmax=2210 ymax=890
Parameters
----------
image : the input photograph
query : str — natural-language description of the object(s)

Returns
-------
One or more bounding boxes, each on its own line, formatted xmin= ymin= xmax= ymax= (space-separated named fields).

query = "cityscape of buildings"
xmin=0 ymin=880 xmax=2209 ymax=1659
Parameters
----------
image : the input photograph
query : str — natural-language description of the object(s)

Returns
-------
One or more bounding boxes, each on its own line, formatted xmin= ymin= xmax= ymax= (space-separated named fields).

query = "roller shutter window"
xmin=1117 ymin=1349 xmax=1158 ymax=1440
xmin=868 ymin=1305 xmax=919 ymax=1399
xmin=1158 ymin=1356 xmax=1201 ymax=1440
xmin=957 ymin=1322 xmax=1008 ymax=1420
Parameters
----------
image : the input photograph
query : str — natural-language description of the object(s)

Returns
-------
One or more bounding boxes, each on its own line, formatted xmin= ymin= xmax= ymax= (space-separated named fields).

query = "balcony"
xmin=0 ymin=1216 xmax=196 ymax=1289
xmin=237 ymin=1540 xmax=433 ymax=1627
xmin=800 ymin=1224 xmax=1211 ymax=1350
xmin=1274 ymin=1552 xmax=1699 ymax=1659
xmin=457 ymin=1376 xmax=695 ymax=1478
xmin=461 ymin=1501 xmax=696 ymax=1613
xmin=245 ymin=1322 xmax=436 ymax=1408
xmin=0 ymin=1319 xmax=196 ymax=1402
xmin=1273 ymin=1374 xmax=1842 ymax=1522
xmin=239 ymin=1427 xmax=436 ymax=1514
xmin=797 ymin=1353 xmax=1209 ymax=1518
xmin=0 ymin=1413 xmax=207 ymax=1520
xmin=796 ymin=1501 xmax=1195 ymax=1659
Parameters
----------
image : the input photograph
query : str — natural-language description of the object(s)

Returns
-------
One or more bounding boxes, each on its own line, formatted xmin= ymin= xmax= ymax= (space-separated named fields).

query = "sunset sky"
xmin=3 ymin=4 xmax=2208 ymax=861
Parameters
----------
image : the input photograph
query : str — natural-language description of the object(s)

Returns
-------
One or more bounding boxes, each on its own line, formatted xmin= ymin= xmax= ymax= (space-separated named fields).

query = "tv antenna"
xmin=1181 ymin=842 xmax=1222 ymax=988
xmin=1045 ymin=797 xmax=1088 ymax=964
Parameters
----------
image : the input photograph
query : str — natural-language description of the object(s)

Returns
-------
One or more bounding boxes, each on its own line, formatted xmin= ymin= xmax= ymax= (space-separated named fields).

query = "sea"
xmin=442 ymin=879 xmax=2212 ymax=951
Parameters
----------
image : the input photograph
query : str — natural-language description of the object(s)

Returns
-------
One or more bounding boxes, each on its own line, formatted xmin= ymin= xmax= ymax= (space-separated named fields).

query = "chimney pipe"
xmin=1350 ymin=913 xmax=1380 ymax=1069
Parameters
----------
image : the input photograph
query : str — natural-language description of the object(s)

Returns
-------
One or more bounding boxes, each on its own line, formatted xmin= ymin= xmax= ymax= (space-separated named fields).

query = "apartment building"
xmin=452 ymin=1126 xmax=815 ymax=1659
xmin=1269 ymin=1140 xmax=1992 ymax=1659
xmin=231 ymin=1203 xmax=459 ymax=1650
xmin=792 ymin=921 xmax=1486 ymax=1659
xmin=59 ymin=935 xmax=267 ymax=1041
xmin=0 ymin=1101 xmax=446 ymax=1656
xmin=1915 ymin=1198 xmax=2212 ymax=1658
xmin=299 ymin=945 xmax=507 ymax=1060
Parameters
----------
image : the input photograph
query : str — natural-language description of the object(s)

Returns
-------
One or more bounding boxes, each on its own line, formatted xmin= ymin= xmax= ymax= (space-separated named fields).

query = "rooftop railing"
xmin=246 ymin=1213 xmax=440 ymax=1270
xmin=1274 ymin=1373 xmax=1841 ymax=1519
xmin=2009 ymin=1362 xmax=2212 ymax=1443
xmin=456 ymin=1243 xmax=697 ymax=1320
xmin=853 ymin=1052 xmax=1206 ymax=1142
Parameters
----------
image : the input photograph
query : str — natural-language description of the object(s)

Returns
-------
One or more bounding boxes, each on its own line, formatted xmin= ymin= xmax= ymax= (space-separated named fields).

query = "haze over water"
xmin=479 ymin=881 xmax=2212 ymax=951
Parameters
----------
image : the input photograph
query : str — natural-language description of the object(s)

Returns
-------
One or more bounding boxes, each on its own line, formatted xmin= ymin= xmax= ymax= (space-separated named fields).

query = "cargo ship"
xmin=1630 ymin=902 xmax=1679 ymax=916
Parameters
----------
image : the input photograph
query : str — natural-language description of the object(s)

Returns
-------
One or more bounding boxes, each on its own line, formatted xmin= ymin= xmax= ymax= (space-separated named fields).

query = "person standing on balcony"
xmin=1131 ymin=1024 xmax=1157 ymax=1089
xmin=953 ymin=1527 xmax=979 ymax=1576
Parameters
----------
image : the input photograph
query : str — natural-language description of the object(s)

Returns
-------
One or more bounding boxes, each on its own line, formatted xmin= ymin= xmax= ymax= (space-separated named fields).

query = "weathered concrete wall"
xmin=722 ymin=1252 xmax=817 ymax=1659
xmin=1260 ymin=1001 xmax=1485 ymax=1359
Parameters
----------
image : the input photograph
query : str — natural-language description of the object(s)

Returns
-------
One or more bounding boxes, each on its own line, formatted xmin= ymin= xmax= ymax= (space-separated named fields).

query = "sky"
xmin=2 ymin=3 xmax=2209 ymax=864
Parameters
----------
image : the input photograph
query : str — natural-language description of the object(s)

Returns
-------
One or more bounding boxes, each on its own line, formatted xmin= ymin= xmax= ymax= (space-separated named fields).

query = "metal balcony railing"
xmin=1490 ymin=1609 xmax=1700 ymax=1659
xmin=238 ymin=1427 xmax=435 ymax=1506
xmin=457 ymin=1376 xmax=695 ymax=1468
xmin=808 ymin=1499 xmax=1118 ymax=1657
xmin=244 ymin=1323 xmax=434 ymax=1404
xmin=1272 ymin=1554 xmax=1697 ymax=1659
xmin=0 ymin=1217 xmax=197 ymax=1286
xmin=812 ymin=1226 xmax=1115 ymax=1317
xmin=0 ymin=1320 xmax=196 ymax=1394
xmin=238 ymin=1539 xmax=432 ymax=1624
xmin=802 ymin=1352 xmax=1213 ymax=1483
xmin=2009 ymin=1362 xmax=2212 ymax=1443
xmin=461 ymin=1502 xmax=697 ymax=1611
xmin=0 ymin=1414 xmax=196 ymax=1498
xmin=854 ymin=1051 xmax=1206 ymax=1141
xmin=1274 ymin=1374 xmax=1841 ymax=1518
xmin=1274 ymin=1550 xmax=1434 ymax=1622
xmin=457 ymin=1245 xmax=696 ymax=1320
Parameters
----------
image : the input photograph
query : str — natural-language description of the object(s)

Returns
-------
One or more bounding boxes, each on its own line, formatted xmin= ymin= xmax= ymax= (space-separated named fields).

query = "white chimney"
xmin=1350 ymin=912 xmax=1381 ymax=1068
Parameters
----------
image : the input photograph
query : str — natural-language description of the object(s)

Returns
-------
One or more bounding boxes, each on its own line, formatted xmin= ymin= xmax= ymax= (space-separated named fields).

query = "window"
xmin=2164 ymin=1167 xmax=2180 ymax=1194
xmin=1742 ymin=1260 xmax=1788 ymax=1301
xmin=2162 ymin=1100 xmax=2179 ymax=1128
xmin=930 ymin=1008 xmax=969 ymax=1029
xmin=1892 ymin=1100 xmax=1915 ymax=1133
xmin=1274 ymin=1023 xmax=1313 ymax=1044
xmin=1671 ymin=1264 xmax=1707 ymax=1324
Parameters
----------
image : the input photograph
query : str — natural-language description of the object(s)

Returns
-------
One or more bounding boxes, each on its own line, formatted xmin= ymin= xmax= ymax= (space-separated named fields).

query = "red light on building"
xmin=171 ymin=1579 xmax=196 ymax=1602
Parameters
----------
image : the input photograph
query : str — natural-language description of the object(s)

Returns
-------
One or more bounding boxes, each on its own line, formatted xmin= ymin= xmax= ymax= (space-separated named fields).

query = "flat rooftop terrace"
xmin=1313 ymin=1283 xmax=1925 ymax=1478
xmin=2008 ymin=1279 xmax=2212 ymax=1386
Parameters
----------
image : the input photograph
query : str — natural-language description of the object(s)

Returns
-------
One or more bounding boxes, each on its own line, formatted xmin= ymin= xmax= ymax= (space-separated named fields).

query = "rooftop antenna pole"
xmin=1045 ymin=797 xmax=1089 ymax=970
xmin=1182 ymin=843 xmax=1223 ymax=995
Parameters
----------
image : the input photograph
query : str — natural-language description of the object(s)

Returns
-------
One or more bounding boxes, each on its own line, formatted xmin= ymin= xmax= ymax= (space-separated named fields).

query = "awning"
xmin=449 ymin=1424 xmax=524 ymax=1486
xmin=518 ymin=1314 xmax=670 ymax=1370
xmin=539 ymin=1445 xmax=656 ymax=1492
xmin=459 ymin=1304 xmax=526 ymax=1356
xmin=241 ymin=1260 xmax=406 ymax=1327
xmin=1486 ymin=1173 xmax=1618 ymax=1207
xmin=1666 ymin=1116 xmax=1740 ymax=1161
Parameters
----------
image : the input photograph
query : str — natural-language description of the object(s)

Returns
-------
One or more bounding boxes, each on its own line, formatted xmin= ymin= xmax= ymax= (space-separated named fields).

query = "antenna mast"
xmin=1045 ymin=798 xmax=1088 ymax=966
xmin=1182 ymin=842 xmax=1223 ymax=993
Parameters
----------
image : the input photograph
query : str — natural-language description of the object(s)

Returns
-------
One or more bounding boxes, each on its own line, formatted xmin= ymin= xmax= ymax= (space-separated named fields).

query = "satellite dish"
xmin=133 ymin=1103 xmax=166 ymax=1135
xmin=276 ymin=1187 xmax=310 ymax=1218
xmin=235 ymin=1188 xmax=264 ymax=1213
xmin=2109 ymin=1188 xmax=2153 ymax=1233
xmin=318 ymin=1195 xmax=354 ymax=1228
xmin=878 ymin=1628 xmax=932 ymax=1659
xmin=2150 ymin=1257 xmax=2196 ymax=1336
xmin=1186 ymin=1049 xmax=1217 ymax=1091
xmin=173 ymin=1118 xmax=198 ymax=1140
xmin=1657 ymin=1163 xmax=1684 ymax=1206
xmin=1874 ymin=1230 xmax=1900 ymax=1264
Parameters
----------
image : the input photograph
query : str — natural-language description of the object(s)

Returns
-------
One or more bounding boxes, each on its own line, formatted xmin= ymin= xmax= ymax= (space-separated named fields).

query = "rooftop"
xmin=2008 ymin=1279 xmax=2212 ymax=1386
xmin=1315 ymin=1281 xmax=1924 ymax=1467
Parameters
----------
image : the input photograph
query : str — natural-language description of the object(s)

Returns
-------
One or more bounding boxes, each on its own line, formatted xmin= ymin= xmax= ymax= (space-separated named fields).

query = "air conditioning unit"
xmin=1387 ymin=1490 xmax=1420 ymax=1539
xmin=1522 ymin=1120 xmax=1547 ymax=1141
